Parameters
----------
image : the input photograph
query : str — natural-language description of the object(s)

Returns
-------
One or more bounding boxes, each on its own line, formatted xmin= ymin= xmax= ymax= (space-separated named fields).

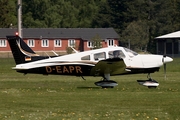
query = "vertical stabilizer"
xmin=6 ymin=35 xmax=40 ymax=64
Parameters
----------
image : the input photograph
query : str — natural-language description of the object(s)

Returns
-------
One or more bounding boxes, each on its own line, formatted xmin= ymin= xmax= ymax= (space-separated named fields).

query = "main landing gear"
xmin=137 ymin=73 xmax=159 ymax=88
xmin=94 ymin=74 xmax=118 ymax=88
xmin=94 ymin=73 xmax=159 ymax=89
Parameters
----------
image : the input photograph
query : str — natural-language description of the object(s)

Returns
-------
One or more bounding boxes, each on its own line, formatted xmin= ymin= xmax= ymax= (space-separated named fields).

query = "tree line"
xmin=1 ymin=0 xmax=180 ymax=53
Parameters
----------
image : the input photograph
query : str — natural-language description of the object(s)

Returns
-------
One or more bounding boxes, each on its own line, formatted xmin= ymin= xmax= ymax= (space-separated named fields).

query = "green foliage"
xmin=92 ymin=0 xmax=112 ymax=27
xmin=1 ymin=0 xmax=180 ymax=52
xmin=121 ymin=20 xmax=149 ymax=52
xmin=0 ymin=0 xmax=16 ymax=28
xmin=90 ymin=34 xmax=102 ymax=49
xmin=107 ymin=0 xmax=128 ymax=33
xmin=22 ymin=0 xmax=99 ymax=28
xmin=66 ymin=47 xmax=73 ymax=54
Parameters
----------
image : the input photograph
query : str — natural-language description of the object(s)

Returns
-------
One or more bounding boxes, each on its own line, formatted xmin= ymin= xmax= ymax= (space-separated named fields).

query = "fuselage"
xmin=14 ymin=46 xmax=173 ymax=76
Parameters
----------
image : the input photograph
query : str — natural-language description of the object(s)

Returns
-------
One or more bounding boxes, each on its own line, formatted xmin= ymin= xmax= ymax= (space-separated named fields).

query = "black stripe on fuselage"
xmin=16 ymin=64 xmax=94 ymax=76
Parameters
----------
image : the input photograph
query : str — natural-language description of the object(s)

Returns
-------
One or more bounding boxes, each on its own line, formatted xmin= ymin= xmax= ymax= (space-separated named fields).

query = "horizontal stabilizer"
xmin=12 ymin=67 xmax=29 ymax=70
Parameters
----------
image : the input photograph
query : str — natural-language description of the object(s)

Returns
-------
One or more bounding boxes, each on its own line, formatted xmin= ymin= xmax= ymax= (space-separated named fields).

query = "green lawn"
xmin=0 ymin=58 xmax=180 ymax=120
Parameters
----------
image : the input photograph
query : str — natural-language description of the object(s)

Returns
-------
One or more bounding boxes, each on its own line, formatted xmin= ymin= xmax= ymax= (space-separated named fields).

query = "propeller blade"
xmin=162 ymin=55 xmax=166 ymax=80
xmin=164 ymin=62 xmax=166 ymax=80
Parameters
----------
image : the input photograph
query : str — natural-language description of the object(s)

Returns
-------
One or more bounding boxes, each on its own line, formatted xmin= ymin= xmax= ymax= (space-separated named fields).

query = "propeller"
xmin=162 ymin=55 xmax=166 ymax=80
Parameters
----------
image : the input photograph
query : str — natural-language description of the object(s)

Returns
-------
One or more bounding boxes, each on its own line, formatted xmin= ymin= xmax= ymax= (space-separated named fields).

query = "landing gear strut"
xmin=94 ymin=74 xmax=118 ymax=88
xmin=137 ymin=73 xmax=159 ymax=88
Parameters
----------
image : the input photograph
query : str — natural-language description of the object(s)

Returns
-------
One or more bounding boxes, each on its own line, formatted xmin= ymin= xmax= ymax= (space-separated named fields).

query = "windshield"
xmin=123 ymin=48 xmax=138 ymax=57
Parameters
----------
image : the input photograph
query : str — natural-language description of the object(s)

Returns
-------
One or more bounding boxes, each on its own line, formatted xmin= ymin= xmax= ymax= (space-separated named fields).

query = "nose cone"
xmin=163 ymin=56 xmax=173 ymax=63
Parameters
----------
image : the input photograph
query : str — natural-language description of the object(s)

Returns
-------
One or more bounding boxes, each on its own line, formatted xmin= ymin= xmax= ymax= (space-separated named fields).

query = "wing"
xmin=90 ymin=58 xmax=127 ymax=76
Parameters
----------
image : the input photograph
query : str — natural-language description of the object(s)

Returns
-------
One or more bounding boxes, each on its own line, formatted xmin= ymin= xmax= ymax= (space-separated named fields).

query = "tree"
xmin=121 ymin=20 xmax=149 ymax=52
xmin=22 ymin=0 xmax=50 ymax=27
xmin=22 ymin=0 xmax=99 ymax=28
xmin=107 ymin=0 xmax=129 ymax=33
xmin=91 ymin=34 xmax=102 ymax=49
xmin=0 ymin=0 xmax=16 ymax=28
xmin=59 ymin=1 xmax=79 ymax=28
xmin=1 ymin=0 xmax=180 ymax=54
xmin=70 ymin=0 xmax=99 ymax=27
xmin=92 ymin=0 xmax=112 ymax=28
xmin=146 ymin=0 xmax=180 ymax=53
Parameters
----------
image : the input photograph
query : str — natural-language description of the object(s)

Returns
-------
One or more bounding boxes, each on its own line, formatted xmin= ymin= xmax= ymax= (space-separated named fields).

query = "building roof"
xmin=0 ymin=28 xmax=119 ymax=40
xmin=155 ymin=31 xmax=180 ymax=39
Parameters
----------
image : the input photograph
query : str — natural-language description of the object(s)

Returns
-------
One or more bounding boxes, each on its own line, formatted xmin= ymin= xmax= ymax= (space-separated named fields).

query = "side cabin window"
xmin=108 ymin=50 xmax=125 ymax=58
xmin=94 ymin=52 xmax=106 ymax=61
xmin=81 ymin=55 xmax=90 ymax=60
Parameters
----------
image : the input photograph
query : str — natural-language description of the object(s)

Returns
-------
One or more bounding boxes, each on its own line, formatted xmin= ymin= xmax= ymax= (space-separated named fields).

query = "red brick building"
xmin=0 ymin=28 xmax=119 ymax=53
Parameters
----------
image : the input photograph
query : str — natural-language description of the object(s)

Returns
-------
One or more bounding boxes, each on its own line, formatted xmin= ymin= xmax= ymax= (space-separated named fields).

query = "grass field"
xmin=0 ymin=58 xmax=180 ymax=120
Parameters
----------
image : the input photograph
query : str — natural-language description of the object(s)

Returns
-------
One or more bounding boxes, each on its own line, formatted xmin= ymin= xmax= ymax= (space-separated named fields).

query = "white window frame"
xmin=0 ymin=39 xmax=7 ymax=47
xmin=41 ymin=39 xmax=49 ymax=47
xmin=27 ymin=39 xmax=35 ymax=47
xmin=68 ymin=39 xmax=75 ymax=47
xmin=87 ymin=41 xmax=93 ymax=48
xmin=54 ymin=39 xmax=62 ymax=47
xmin=107 ymin=39 xmax=114 ymax=46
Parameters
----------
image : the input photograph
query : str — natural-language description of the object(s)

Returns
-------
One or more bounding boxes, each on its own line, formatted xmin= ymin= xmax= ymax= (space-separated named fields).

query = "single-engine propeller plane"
xmin=6 ymin=35 xmax=173 ymax=88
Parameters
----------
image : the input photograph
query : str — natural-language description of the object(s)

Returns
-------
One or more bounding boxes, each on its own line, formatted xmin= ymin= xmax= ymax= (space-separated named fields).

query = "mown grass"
xmin=0 ymin=58 xmax=180 ymax=120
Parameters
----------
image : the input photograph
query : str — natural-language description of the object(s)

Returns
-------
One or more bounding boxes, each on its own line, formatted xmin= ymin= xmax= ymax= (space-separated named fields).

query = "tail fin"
xmin=6 ymin=35 xmax=47 ymax=64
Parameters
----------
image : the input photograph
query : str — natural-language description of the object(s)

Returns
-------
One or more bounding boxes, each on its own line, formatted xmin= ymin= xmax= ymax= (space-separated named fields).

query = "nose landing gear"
xmin=137 ymin=73 xmax=159 ymax=88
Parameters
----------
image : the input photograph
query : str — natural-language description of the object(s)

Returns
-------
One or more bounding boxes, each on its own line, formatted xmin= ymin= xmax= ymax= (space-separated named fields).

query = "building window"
xmin=27 ymin=39 xmax=35 ymax=47
xmin=0 ymin=39 xmax=6 ymax=47
xmin=54 ymin=39 xmax=61 ymax=47
xmin=87 ymin=41 xmax=93 ymax=48
xmin=87 ymin=41 xmax=102 ymax=48
xmin=68 ymin=39 xmax=75 ymax=47
xmin=41 ymin=39 xmax=49 ymax=47
xmin=107 ymin=39 xmax=114 ymax=46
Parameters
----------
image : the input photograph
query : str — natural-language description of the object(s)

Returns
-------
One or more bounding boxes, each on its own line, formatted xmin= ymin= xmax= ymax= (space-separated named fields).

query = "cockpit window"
xmin=94 ymin=52 xmax=106 ymax=61
xmin=108 ymin=50 xmax=125 ymax=58
xmin=123 ymin=48 xmax=138 ymax=57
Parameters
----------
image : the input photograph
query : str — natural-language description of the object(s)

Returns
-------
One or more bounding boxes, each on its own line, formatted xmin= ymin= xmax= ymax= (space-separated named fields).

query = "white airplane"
xmin=6 ymin=35 xmax=173 ymax=88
